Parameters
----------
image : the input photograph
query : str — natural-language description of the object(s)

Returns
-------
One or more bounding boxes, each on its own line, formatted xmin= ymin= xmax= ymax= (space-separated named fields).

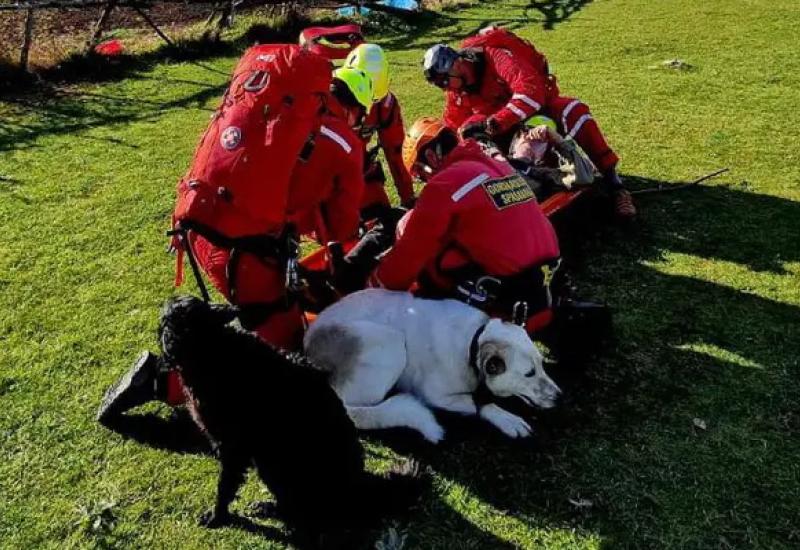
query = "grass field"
xmin=2 ymin=0 xmax=800 ymax=548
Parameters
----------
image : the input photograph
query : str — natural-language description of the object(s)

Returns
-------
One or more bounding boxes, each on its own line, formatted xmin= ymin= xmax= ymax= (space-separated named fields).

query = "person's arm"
xmin=485 ymin=47 xmax=548 ymax=134
xmin=369 ymin=184 xmax=454 ymax=290
xmin=377 ymin=95 xmax=415 ymax=207
xmin=321 ymin=140 xmax=365 ymax=243
xmin=443 ymin=90 xmax=473 ymax=132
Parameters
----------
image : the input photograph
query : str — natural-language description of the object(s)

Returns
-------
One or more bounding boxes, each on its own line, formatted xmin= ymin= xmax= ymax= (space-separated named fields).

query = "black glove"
xmin=331 ymin=256 xmax=373 ymax=295
xmin=459 ymin=119 xmax=489 ymax=141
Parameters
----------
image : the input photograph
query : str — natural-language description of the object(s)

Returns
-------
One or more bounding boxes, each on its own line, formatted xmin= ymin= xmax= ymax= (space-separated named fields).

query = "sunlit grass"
xmin=1 ymin=0 xmax=799 ymax=548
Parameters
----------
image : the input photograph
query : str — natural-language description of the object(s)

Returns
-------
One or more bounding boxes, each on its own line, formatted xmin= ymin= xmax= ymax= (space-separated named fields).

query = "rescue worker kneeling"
xmin=97 ymin=65 xmax=371 ymax=422
xmin=354 ymin=116 xmax=563 ymax=332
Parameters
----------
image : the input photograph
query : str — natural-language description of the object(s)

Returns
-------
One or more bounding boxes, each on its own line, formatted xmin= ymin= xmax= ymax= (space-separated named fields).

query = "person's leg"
xmin=97 ymin=234 xmax=230 ymax=421
xmin=545 ymin=96 xmax=636 ymax=218
xmin=97 ymin=237 xmax=303 ymax=422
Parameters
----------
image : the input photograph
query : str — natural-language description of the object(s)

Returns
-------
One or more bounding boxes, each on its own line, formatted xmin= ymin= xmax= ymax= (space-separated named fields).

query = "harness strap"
xmin=176 ymin=219 xmax=286 ymax=258
xmin=167 ymin=227 xmax=211 ymax=303
xmin=169 ymin=222 xmax=302 ymax=328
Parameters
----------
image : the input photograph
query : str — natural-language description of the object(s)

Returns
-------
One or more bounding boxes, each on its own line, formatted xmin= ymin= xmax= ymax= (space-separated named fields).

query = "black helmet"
xmin=423 ymin=44 xmax=459 ymax=87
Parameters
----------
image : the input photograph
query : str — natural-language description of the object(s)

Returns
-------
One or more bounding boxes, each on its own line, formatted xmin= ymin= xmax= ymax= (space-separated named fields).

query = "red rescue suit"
xmin=358 ymin=92 xmax=415 ymax=209
xmin=442 ymin=28 xmax=619 ymax=172
xmin=370 ymin=140 xmax=560 ymax=329
xmin=189 ymin=105 xmax=364 ymax=353
xmin=288 ymin=108 xmax=365 ymax=243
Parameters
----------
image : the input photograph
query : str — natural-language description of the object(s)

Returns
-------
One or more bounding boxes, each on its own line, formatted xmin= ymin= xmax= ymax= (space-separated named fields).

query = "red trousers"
xmin=544 ymin=96 xmax=619 ymax=172
xmin=166 ymin=233 xmax=304 ymax=405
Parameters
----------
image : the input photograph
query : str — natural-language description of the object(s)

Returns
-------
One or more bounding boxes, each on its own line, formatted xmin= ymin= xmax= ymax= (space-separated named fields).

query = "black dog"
xmin=158 ymin=296 xmax=424 ymax=547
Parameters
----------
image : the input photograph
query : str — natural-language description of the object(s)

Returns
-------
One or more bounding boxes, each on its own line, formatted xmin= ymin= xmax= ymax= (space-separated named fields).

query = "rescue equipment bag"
xmin=173 ymin=44 xmax=332 ymax=243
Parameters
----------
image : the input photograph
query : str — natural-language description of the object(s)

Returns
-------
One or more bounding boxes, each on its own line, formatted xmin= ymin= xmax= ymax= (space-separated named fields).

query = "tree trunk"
xmin=20 ymin=8 xmax=35 ymax=72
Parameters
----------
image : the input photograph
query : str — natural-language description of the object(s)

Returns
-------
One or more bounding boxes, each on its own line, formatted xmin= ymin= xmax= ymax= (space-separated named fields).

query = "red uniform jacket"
xmin=443 ymin=30 xmax=557 ymax=136
xmin=359 ymin=92 xmax=414 ymax=205
xmin=371 ymin=140 xmax=560 ymax=291
xmin=287 ymin=102 xmax=364 ymax=244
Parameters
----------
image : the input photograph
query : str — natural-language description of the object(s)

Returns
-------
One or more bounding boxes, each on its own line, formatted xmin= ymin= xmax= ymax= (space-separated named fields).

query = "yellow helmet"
xmin=332 ymin=67 xmax=374 ymax=109
xmin=345 ymin=43 xmax=390 ymax=101
xmin=525 ymin=114 xmax=557 ymax=131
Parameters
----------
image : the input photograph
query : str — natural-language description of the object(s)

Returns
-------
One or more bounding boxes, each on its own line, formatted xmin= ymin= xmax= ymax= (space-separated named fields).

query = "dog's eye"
xmin=524 ymin=369 xmax=536 ymax=378
xmin=485 ymin=356 xmax=506 ymax=376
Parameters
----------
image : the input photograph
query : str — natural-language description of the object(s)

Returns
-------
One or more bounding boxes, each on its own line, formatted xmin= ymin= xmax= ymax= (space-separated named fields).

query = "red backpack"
xmin=461 ymin=26 xmax=552 ymax=80
xmin=173 ymin=44 xmax=332 ymax=245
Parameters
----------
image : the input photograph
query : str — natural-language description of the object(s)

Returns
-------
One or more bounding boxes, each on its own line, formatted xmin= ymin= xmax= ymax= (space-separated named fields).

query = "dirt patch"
xmin=0 ymin=4 xmax=229 ymax=70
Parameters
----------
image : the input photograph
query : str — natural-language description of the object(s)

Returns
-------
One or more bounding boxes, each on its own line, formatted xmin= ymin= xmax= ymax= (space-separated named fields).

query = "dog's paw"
xmin=199 ymin=509 xmax=231 ymax=529
xmin=420 ymin=421 xmax=446 ymax=444
xmin=480 ymin=404 xmax=533 ymax=439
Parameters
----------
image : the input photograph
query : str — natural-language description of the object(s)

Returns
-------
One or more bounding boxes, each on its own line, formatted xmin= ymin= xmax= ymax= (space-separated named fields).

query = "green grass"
xmin=2 ymin=0 xmax=800 ymax=548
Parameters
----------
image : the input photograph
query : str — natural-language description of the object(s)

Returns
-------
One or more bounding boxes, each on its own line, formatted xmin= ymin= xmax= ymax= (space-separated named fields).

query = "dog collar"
xmin=468 ymin=321 xmax=489 ymax=377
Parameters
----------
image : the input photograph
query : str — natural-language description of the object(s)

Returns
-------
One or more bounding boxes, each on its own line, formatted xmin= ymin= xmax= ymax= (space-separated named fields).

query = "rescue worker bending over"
xmin=188 ymin=66 xmax=371 ymax=350
xmin=96 ymin=65 xmax=371 ymax=423
xmin=344 ymin=43 xmax=416 ymax=220
xmin=422 ymin=26 xmax=636 ymax=219
xmin=367 ymin=117 xmax=562 ymax=332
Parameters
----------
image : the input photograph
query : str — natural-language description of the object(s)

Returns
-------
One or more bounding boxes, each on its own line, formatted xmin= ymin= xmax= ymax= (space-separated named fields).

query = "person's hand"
xmin=485 ymin=116 xmax=501 ymax=136
xmin=460 ymin=118 xmax=489 ymax=140
xmin=528 ymin=125 xmax=549 ymax=142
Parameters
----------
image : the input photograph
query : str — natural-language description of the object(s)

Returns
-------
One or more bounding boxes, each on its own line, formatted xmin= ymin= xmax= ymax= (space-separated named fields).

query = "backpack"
xmin=461 ymin=26 xmax=552 ymax=80
xmin=173 ymin=44 xmax=332 ymax=244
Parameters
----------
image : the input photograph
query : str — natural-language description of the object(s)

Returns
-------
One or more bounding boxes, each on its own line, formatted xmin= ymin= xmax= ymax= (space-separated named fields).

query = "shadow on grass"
xmin=0 ymin=3 xmax=599 ymax=151
xmin=103 ymin=412 xmax=518 ymax=547
xmin=99 ymin=177 xmax=799 ymax=547
xmin=524 ymin=0 xmax=594 ymax=30
xmin=366 ymin=177 xmax=800 ymax=547
xmin=0 ymin=0 xmax=592 ymax=98
xmin=102 ymin=409 xmax=213 ymax=456
xmin=0 ymin=79 xmax=227 ymax=152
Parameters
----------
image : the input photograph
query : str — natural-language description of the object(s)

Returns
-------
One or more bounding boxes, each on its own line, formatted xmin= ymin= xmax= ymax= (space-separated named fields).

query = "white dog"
xmin=304 ymin=289 xmax=561 ymax=443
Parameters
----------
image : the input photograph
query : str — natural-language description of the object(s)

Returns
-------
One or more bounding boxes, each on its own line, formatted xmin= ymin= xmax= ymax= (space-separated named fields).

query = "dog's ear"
xmin=484 ymin=355 xmax=506 ymax=376
xmin=208 ymin=303 xmax=239 ymax=325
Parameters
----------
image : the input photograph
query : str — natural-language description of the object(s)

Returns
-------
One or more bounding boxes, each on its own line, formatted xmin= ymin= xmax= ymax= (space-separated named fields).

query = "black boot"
xmin=97 ymin=351 xmax=161 ymax=424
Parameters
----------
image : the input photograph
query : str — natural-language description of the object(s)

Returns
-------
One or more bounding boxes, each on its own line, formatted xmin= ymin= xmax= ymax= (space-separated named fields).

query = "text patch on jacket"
xmin=483 ymin=175 xmax=535 ymax=209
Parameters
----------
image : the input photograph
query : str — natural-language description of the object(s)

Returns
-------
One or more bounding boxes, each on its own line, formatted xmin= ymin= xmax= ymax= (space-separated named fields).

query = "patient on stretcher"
xmin=505 ymin=122 xmax=597 ymax=199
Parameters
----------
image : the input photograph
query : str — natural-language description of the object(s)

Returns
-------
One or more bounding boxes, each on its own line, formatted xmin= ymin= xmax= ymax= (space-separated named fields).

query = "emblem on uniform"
xmin=220 ymin=126 xmax=242 ymax=150
xmin=482 ymin=174 xmax=535 ymax=210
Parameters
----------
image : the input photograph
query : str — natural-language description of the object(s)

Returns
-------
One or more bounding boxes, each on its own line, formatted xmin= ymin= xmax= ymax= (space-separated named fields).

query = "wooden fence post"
xmin=20 ymin=8 xmax=35 ymax=72
xmin=86 ymin=0 xmax=118 ymax=54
